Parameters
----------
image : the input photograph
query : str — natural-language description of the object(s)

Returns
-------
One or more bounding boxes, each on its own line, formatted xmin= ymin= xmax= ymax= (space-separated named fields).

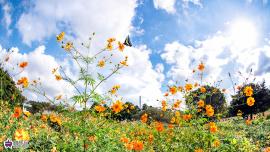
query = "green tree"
xmin=228 ymin=81 xmax=270 ymax=118
xmin=185 ymin=85 xmax=227 ymax=115
xmin=0 ymin=66 xmax=26 ymax=106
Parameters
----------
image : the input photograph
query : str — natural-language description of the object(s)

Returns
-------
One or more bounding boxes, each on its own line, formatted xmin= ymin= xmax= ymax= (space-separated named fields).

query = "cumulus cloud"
xmin=0 ymin=42 xmax=164 ymax=107
xmin=153 ymin=0 xmax=176 ymax=14
xmin=0 ymin=45 xmax=75 ymax=101
xmin=161 ymin=32 xmax=270 ymax=95
xmin=17 ymin=0 xmax=137 ymax=46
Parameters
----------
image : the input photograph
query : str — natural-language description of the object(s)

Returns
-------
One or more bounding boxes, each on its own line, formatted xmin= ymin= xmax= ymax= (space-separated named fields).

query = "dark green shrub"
xmin=0 ymin=66 xmax=26 ymax=106
xmin=228 ymin=81 xmax=270 ymax=118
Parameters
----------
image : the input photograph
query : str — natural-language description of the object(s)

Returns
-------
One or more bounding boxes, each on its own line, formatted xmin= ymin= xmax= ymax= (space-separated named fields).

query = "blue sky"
xmin=1 ymin=0 xmax=270 ymax=106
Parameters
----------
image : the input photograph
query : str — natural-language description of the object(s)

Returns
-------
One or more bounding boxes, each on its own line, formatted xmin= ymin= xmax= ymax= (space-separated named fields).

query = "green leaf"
xmin=97 ymin=73 xmax=105 ymax=81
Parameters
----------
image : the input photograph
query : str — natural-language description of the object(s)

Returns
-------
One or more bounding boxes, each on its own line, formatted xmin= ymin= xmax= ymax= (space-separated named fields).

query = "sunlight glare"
xmin=229 ymin=19 xmax=258 ymax=49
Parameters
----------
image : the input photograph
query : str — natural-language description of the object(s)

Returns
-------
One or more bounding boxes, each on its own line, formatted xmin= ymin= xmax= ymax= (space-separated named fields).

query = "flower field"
xmin=0 ymin=101 xmax=270 ymax=152
xmin=0 ymin=32 xmax=270 ymax=152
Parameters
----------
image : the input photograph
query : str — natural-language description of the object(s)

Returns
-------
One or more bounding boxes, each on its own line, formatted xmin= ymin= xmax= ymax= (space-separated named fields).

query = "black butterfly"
xmin=123 ymin=35 xmax=132 ymax=47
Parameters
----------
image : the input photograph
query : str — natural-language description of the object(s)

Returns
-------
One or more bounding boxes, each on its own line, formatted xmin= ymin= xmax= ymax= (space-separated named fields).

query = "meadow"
xmin=0 ymin=32 xmax=270 ymax=152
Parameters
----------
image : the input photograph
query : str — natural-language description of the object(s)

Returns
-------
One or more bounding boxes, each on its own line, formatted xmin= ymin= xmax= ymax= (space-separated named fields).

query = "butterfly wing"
xmin=123 ymin=35 xmax=132 ymax=47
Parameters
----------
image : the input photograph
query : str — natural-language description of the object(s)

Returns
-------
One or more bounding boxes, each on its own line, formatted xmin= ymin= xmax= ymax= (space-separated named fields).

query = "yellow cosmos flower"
xmin=111 ymin=100 xmax=124 ymax=113
xmin=56 ymin=32 xmax=65 ymax=42
xmin=14 ymin=129 xmax=30 ymax=141
xmin=244 ymin=86 xmax=253 ymax=97
xmin=185 ymin=83 xmax=193 ymax=91
xmin=64 ymin=42 xmax=73 ymax=51
xmin=247 ymin=97 xmax=255 ymax=106
xmin=200 ymin=87 xmax=206 ymax=93
xmin=197 ymin=100 xmax=205 ymax=108
xmin=17 ymin=77 xmax=29 ymax=88
xmin=98 ymin=60 xmax=105 ymax=68
xmin=95 ymin=105 xmax=106 ymax=113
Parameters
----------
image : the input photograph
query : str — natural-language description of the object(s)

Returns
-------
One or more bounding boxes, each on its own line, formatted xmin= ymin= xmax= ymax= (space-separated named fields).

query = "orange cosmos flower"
xmin=120 ymin=137 xmax=129 ymax=143
xmin=111 ymin=100 xmax=124 ymax=113
xmin=200 ymin=87 xmax=206 ymax=93
xmin=197 ymin=100 xmax=205 ymax=108
xmin=141 ymin=113 xmax=148 ymax=123
xmin=164 ymin=92 xmax=169 ymax=96
xmin=98 ymin=60 xmax=105 ymax=68
xmin=131 ymin=140 xmax=144 ymax=151
xmin=247 ymin=97 xmax=255 ymax=106
xmin=246 ymin=119 xmax=252 ymax=125
xmin=118 ymin=41 xmax=125 ymax=51
xmin=55 ymin=75 xmax=62 ymax=81
xmin=185 ymin=83 xmax=193 ymax=91
xmin=14 ymin=129 xmax=30 ymax=141
xmin=265 ymin=147 xmax=270 ymax=152
xmin=173 ymin=100 xmax=181 ymax=109
xmin=198 ymin=62 xmax=205 ymax=71
xmin=41 ymin=114 xmax=47 ymax=122
xmin=168 ymin=124 xmax=174 ymax=129
xmin=95 ymin=105 xmax=106 ymax=113
xmin=182 ymin=114 xmax=192 ymax=121
xmin=56 ymin=32 xmax=65 ymax=42
xmin=12 ymin=107 xmax=22 ymax=118
xmin=155 ymin=122 xmax=164 ymax=132
xmin=169 ymin=86 xmax=177 ymax=95
xmin=209 ymin=122 xmax=217 ymax=133
xmin=107 ymin=38 xmax=116 ymax=43
xmin=17 ymin=77 xmax=29 ymax=88
xmin=125 ymin=142 xmax=133 ymax=150
xmin=19 ymin=61 xmax=28 ymax=68
xmin=244 ymin=86 xmax=253 ymax=97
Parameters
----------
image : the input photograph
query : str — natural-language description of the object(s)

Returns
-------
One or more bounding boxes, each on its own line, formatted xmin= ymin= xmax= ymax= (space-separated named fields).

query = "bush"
xmin=185 ymin=85 xmax=227 ymax=115
xmin=228 ymin=81 xmax=270 ymax=118
xmin=0 ymin=66 xmax=26 ymax=106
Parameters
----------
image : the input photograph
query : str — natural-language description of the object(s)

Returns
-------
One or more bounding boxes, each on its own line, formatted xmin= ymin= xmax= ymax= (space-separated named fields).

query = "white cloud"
xmin=161 ymin=32 xmax=270 ymax=96
xmin=153 ymin=0 xmax=176 ymax=14
xmin=0 ymin=45 xmax=75 ymax=102
xmin=0 ymin=44 xmax=164 ymax=107
xmin=1 ymin=2 xmax=12 ymax=36
xmin=17 ymin=0 xmax=137 ymax=46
